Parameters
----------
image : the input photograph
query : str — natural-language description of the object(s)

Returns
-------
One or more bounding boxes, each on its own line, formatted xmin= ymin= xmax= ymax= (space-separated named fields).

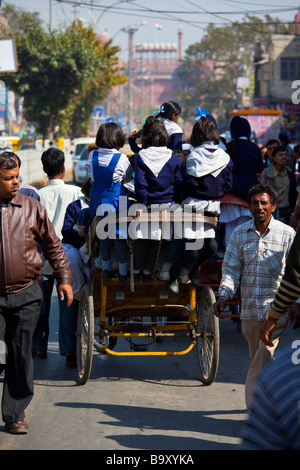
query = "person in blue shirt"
xmin=59 ymin=177 xmax=92 ymax=367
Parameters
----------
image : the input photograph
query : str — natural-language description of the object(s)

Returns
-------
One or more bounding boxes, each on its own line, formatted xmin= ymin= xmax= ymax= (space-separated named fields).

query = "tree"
xmin=0 ymin=5 xmax=126 ymax=139
xmin=176 ymin=15 xmax=290 ymax=127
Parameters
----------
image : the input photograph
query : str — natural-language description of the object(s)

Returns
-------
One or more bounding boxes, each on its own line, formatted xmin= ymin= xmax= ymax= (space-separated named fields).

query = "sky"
xmin=2 ymin=0 xmax=300 ymax=60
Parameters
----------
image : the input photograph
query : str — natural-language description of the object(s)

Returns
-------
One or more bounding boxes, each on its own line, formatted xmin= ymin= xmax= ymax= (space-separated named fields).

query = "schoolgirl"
xmin=133 ymin=120 xmax=184 ymax=281
xmin=128 ymin=115 xmax=157 ymax=155
xmin=167 ymin=110 xmax=233 ymax=292
xmin=85 ymin=122 xmax=132 ymax=283
xmin=154 ymin=101 xmax=183 ymax=150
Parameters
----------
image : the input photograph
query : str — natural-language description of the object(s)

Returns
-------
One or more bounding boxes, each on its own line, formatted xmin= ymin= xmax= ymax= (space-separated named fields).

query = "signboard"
xmin=0 ymin=37 xmax=18 ymax=72
xmin=0 ymin=84 xmax=7 ymax=119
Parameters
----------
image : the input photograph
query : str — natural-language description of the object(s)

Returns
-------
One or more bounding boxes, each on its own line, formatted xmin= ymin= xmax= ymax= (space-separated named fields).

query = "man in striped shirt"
xmin=260 ymin=226 xmax=300 ymax=345
xmin=214 ymin=184 xmax=295 ymax=409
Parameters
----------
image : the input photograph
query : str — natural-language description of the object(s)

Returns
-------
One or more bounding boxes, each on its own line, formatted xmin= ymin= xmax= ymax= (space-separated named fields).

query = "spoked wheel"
xmin=196 ymin=286 xmax=219 ymax=385
xmin=76 ymin=282 xmax=94 ymax=385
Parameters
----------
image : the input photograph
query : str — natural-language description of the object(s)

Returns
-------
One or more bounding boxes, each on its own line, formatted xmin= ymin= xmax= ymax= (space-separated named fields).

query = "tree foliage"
xmin=0 ymin=4 xmax=127 ymax=138
xmin=176 ymin=15 xmax=290 ymax=127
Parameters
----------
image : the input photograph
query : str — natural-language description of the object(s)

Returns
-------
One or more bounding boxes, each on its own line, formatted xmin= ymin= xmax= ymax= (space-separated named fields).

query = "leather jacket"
xmin=0 ymin=193 xmax=71 ymax=293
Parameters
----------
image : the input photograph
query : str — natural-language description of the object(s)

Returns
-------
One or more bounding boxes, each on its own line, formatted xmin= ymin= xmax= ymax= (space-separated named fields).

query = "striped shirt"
xmin=267 ymin=227 xmax=300 ymax=319
xmin=219 ymin=217 xmax=295 ymax=320
xmin=240 ymin=345 xmax=300 ymax=450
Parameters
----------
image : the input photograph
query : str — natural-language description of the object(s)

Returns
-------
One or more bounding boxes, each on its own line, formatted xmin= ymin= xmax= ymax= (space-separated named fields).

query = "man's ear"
xmin=271 ymin=204 xmax=277 ymax=214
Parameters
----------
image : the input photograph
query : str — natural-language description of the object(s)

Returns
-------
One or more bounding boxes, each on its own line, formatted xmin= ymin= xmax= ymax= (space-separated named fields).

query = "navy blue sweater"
xmin=184 ymin=159 xmax=234 ymax=201
xmin=134 ymin=153 xmax=184 ymax=206
xmin=226 ymin=139 xmax=265 ymax=200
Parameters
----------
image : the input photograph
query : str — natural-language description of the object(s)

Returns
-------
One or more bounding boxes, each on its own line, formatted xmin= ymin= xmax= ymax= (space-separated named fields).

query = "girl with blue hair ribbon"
xmin=165 ymin=108 xmax=233 ymax=292
xmin=154 ymin=101 xmax=183 ymax=150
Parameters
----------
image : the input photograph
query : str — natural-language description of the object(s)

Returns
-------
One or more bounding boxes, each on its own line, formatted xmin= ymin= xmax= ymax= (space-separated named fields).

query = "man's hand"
xmin=260 ymin=317 xmax=277 ymax=347
xmin=289 ymin=302 xmax=300 ymax=329
xmin=213 ymin=297 xmax=228 ymax=319
xmin=58 ymin=284 xmax=73 ymax=307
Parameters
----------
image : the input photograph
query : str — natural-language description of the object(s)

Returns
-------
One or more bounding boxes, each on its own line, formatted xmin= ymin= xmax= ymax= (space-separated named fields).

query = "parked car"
xmin=72 ymin=137 xmax=96 ymax=181
xmin=73 ymin=143 xmax=98 ymax=185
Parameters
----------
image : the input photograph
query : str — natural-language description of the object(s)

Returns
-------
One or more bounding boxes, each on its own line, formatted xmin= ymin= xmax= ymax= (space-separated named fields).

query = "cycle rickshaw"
xmin=75 ymin=210 xmax=222 ymax=386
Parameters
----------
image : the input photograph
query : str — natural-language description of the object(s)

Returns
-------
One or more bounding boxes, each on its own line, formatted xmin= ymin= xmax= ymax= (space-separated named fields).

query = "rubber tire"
xmin=196 ymin=286 xmax=220 ymax=385
xmin=76 ymin=282 xmax=94 ymax=385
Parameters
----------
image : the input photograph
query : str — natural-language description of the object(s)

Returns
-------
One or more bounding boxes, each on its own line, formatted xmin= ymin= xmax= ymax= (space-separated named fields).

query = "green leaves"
xmin=176 ymin=14 xmax=290 ymax=126
xmin=0 ymin=5 xmax=126 ymax=139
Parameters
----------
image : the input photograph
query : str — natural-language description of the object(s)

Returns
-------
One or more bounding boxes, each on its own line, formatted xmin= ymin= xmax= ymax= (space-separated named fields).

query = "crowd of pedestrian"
xmin=0 ymin=99 xmax=299 ymax=446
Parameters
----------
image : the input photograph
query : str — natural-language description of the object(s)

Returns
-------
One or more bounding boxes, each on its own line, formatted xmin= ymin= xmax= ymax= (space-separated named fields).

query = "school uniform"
xmin=168 ymin=143 xmax=233 ymax=283
xmin=161 ymin=118 xmax=183 ymax=150
xmin=133 ymin=146 xmax=184 ymax=275
xmin=86 ymin=149 xmax=132 ymax=276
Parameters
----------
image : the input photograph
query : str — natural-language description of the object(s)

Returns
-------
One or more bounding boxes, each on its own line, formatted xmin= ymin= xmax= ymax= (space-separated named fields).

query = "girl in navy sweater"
xmin=133 ymin=120 xmax=184 ymax=281
xmin=167 ymin=114 xmax=233 ymax=292
xmin=154 ymin=101 xmax=183 ymax=151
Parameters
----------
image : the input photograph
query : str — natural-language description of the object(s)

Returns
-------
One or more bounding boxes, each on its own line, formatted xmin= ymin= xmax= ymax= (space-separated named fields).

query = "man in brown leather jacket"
xmin=0 ymin=152 xmax=72 ymax=434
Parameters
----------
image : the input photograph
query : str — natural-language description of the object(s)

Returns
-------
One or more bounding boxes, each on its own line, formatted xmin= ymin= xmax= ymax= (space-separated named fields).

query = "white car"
xmin=72 ymin=137 xmax=96 ymax=180
xmin=73 ymin=147 xmax=90 ymax=185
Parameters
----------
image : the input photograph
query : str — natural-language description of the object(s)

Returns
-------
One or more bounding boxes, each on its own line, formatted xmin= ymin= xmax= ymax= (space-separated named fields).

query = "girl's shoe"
xmin=168 ymin=280 xmax=179 ymax=294
xmin=179 ymin=274 xmax=190 ymax=284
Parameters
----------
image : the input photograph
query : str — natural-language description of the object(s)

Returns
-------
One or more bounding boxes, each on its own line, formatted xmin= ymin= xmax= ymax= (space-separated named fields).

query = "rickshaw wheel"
xmin=196 ymin=286 xmax=219 ymax=385
xmin=76 ymin=282 xmax=94 ymax=385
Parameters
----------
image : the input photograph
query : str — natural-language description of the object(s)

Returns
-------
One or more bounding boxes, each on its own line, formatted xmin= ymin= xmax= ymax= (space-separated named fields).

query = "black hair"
xmin=266 ymin=139 xmax=279 ymax=148
xmin=272 ymin=144 xmax=288 ymax=158
xmin=143 ymin=121 xmax=170 ymax=147
xmin=96 ymin=122 xmax=125 ymax=149
xmin=190 ymin=117 xmax=220 ymax=147
xmin=141 ymin=115 xmax=157 ymax=148
xmin=247 ymin=184 xmax=277 ymax=206
xmin=173 ymin=149 xmax=189 ymax=168
xmin=41 ymin=147 xmax=65 ymax=178
xmin=294 ymin=144 xmax=300 ymax=156
xmin=156 ymin=101 xmax=182 ymax=120
xmin=0 ymin=151 xmax=20 ymax=170
xmin=81 ymin=177 xmax=92 ymax=198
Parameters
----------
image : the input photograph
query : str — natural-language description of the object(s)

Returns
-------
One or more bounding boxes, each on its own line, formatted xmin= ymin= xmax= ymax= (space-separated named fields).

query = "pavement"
xmin=0 ymin=291 xmax=298 ymax=452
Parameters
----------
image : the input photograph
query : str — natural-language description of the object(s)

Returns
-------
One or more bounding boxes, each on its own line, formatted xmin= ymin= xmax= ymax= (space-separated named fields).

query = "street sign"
xmin=0 ymin=37 xmax=18 ymax=72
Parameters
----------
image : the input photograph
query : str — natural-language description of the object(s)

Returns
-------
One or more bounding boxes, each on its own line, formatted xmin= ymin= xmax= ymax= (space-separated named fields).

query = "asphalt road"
xmin=0 ymin=290 xmax=298 ymax=452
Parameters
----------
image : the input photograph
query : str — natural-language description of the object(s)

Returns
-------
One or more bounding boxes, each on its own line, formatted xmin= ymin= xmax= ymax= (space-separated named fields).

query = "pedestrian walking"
xmin=213 ymin=184 xmax=295 ymax=409
xmin=32 ymin=147 xmax=82 ymax=358
xmin=0 ymin=152 xmax=72 ymax=434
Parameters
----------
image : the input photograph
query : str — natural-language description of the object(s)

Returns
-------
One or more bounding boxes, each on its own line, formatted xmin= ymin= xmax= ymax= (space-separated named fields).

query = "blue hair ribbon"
xmin=153 ymin=105 xmax=164 ymax=116
xmin=195 ymin=106 xmax=209 ymax=122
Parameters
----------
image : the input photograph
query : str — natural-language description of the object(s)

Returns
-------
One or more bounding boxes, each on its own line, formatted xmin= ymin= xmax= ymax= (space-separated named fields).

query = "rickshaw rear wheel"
xmin=76 ymin=282 xmax=94 ymax=385
xmin=196 ymin=286 xmax=219 ymax=385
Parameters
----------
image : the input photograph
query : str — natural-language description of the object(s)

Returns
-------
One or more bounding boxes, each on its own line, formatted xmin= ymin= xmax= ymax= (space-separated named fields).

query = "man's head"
xmin=248 ymin=184 xmax=277 ymax=226
xmin=272 ymin=145 xmax=288 ymax=170
xmin=265 ymin=139 xmax=279 ymax=164
xmin=41 ymin=147 xmax=65 ymax=178
xmin=0 ymin=152 xmax=20 ymax=201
